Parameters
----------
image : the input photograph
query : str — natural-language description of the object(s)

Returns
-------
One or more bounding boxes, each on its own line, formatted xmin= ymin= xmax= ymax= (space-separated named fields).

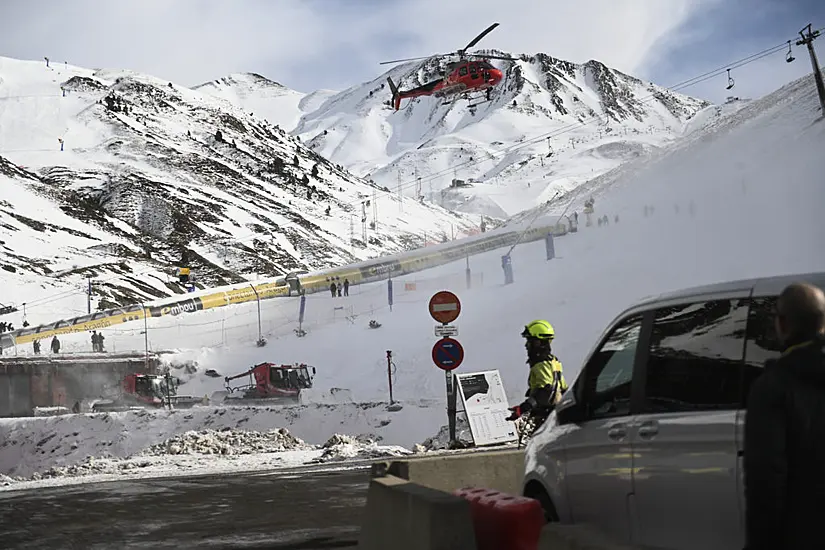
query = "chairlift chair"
xmin=786 ymin=41 xmax=796 ymax=63
xmin=725 ymin=69 xmax=735 ymax=90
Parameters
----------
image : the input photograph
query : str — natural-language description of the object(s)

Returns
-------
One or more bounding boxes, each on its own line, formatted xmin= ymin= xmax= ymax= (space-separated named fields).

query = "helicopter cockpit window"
xmin=459 ymin=66 xmax=468 ymax=76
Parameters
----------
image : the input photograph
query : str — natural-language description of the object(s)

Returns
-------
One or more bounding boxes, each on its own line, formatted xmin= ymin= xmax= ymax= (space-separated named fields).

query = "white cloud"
xmin=0 ymin=0 xmax=330 ymax=87
xmin=0 ymin=0 xmax=755 ymax=96
xmin=381 ymin=0 xmax=720 ymax=77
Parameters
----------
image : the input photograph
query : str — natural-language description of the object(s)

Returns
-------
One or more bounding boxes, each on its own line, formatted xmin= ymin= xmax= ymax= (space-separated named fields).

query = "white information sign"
xmin=434 ymin=324 xmax=458 ymax=338
xmin=455 ymin=370 xmax=518 ymax=446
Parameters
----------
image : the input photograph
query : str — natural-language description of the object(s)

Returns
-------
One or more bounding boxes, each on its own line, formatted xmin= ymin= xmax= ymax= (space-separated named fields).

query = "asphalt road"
xmin=0 ymin=466 xmax=371 ymax=550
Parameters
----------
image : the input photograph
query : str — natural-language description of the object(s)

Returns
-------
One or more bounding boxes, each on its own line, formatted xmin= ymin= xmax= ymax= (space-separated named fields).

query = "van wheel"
xmin=523 ymin=481 xmax=559 ymax=523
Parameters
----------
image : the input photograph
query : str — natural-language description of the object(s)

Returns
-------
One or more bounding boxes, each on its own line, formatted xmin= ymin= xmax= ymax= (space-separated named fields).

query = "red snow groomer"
xmin=216 ymin=362 xmax=316 ymax=406
xmin=92 ymin=373 xmax=203 ymax=412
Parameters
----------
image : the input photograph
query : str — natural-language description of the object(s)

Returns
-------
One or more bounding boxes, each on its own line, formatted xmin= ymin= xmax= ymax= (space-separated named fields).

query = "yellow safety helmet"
xmin=522 ymin=320 xmax=555 ymax=340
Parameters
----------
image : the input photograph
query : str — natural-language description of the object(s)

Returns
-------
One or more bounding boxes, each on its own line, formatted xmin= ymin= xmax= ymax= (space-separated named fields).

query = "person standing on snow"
xmin=744 ymin=283 xmax=825 ymax=550
xmin=343 ymin=278 xmax=349 ymax=297
xmin=506 ymin=320 xmax=567 ymax=423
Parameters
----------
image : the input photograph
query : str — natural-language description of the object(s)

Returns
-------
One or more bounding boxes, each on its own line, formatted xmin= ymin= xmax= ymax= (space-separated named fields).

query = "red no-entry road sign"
xmin=432 ymin=337 xmax=464 ymax=371
xmin=429 ymin=291 xmax=461 ymax=324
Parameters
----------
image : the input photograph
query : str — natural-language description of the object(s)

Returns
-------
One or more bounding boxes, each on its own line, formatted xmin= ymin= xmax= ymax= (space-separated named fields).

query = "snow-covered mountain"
xmin=0 ymin=56 xmax=477 ymax=323
xmin=192 ymin=72 xmax=332 ymax=132
xmin=285 ymin=52 xmax=710 ymax=217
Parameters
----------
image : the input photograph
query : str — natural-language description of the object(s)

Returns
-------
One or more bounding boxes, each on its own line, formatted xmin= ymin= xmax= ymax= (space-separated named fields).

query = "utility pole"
xmin=386 ymin=350 xmax=394 ymax=405
xmin=141 ymin=303 xmax=149 ymax=372
xmin=415 ymin=167 xmax=421 ymax=199
xmin=361 ymin=201 xmax=368 ymax=243
xmin=797 ymin=24 xmax=825 ymax=114
xmin=86 ymin=276 xmax=93 ymax=314
xmin=349 ymin=213 xmax=355 ymax=252
xmin=397 ymin=171 xmax=403 ymax=212
xmin=372 ymin=188 xmax=377 ymax=227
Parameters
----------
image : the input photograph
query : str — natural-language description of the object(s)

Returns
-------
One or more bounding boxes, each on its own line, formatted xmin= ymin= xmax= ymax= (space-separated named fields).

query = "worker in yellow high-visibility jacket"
xmin=507 ymin=319 xmax=568 ymax=421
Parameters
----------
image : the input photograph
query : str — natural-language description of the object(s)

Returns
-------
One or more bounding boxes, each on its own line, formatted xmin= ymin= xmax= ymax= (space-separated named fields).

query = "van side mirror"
xmin=556 ymin=396 xmax=584 ymax=425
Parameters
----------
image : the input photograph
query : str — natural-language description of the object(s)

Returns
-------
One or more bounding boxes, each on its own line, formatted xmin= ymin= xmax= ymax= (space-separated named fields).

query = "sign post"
xmin=429 ymin=290 xmax=463 ymax=446
xmin=388 ymin=278 xmax=394 ymax=312
xmin=432 ymin=337 xmax=464 ymax=444
xmin=429 ymin=290 xmax=461 ymax=325
xmin=296 ymin=294 xmax=307 ymax=337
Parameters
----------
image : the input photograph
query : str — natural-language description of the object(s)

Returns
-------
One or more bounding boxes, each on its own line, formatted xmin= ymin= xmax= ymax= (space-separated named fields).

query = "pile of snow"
xmin=142 ymin=427 xmax=308 ymax=456
xmin=0 ymin=400 xmax=448 ymax=484
xmin=311 ymin=433 xmax=411 ymax=463
xmin=416 ymin=416 xmax=475 ymax=451
xmin=10 ymin=447 xmax=318 ymax=485
xmin=34 ymin=455 xmax=156 ymax=480
xmin=33 ymin=407 xmax=72 ymax=417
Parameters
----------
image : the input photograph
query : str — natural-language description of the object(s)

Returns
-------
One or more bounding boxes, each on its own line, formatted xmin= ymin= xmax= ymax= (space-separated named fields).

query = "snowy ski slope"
xmin=117 ymin=71 xmax=825 ymax=401
xmin=1 ymin=72 xmax=823 ymax=486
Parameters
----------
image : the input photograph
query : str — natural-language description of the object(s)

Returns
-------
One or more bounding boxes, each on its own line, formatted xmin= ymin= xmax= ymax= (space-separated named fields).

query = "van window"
xmin=642 ymin=299 xmax=748 ymax=413
xmin=581 ymin=314 xmax=643 ymax=420
xmin=742 ymin=297 xmax=782 ymax=405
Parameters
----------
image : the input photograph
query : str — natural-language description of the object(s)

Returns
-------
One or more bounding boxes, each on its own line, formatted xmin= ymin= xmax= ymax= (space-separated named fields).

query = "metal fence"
xmin=2 ymin=268 xmax=486 ymax=358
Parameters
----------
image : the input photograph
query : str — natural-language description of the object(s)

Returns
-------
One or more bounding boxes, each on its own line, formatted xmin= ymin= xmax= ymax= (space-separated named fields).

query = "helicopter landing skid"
xmin=466 ymin=97 xmax=491 ymax=109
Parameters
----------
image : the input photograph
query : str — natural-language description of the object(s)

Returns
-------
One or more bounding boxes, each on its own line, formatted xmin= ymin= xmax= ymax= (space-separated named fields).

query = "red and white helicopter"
xmin=380 ymin=22 xmax=517 ymax=111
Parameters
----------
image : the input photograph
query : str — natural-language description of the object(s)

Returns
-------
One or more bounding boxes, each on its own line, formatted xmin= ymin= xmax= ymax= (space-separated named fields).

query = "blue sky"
xmin=0 ymin=0 xmax=822 ymax=103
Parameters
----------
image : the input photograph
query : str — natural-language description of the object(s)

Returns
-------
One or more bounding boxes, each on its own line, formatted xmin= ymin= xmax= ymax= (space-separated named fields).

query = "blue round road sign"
xmin=432 ymin=337 xmax=464 ymax=371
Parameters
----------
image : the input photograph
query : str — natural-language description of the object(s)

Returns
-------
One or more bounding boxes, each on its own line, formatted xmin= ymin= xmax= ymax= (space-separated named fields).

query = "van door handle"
xmin=637 ymin=420 xmax=659 ymax=439
xmin=607 ymin=425 xmax=627 ymax=440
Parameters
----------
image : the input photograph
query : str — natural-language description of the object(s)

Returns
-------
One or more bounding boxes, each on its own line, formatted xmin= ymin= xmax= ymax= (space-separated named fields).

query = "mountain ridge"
xmin=275 ymin=50 xmax=711 ymax=217
xmin=0 ymin=55 xmax=476 ymax=323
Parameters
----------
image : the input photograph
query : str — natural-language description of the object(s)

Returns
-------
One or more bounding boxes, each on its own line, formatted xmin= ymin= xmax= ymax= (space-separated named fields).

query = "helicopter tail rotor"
xmin=386 ymin=77 xmax=402 ymax=111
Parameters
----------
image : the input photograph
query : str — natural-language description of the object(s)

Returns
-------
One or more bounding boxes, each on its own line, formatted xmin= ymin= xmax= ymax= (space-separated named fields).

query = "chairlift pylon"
xmin=786 ymin=41 xmax=796 ymax=63
xmin=725 ymin=68 xmax=735 ymax=90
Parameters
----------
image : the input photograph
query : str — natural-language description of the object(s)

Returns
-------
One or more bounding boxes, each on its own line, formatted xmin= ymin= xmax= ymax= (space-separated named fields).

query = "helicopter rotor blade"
xmin=470 ymin=54 xmax=518 ymax=61
xmin=460 ymin=22 xmax=500 ymax=53
xmin=379 ymin=55 xmax=442 ymax=66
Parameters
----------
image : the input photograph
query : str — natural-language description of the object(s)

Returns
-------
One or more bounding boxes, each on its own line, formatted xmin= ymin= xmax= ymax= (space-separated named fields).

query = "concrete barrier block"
xmin=358 ymin=475 xmax=477 ymax=550
xmin=382 ymin=449 xmax=525 ymax=496
xmin=538 ymin=524 xmax=639 ymax=550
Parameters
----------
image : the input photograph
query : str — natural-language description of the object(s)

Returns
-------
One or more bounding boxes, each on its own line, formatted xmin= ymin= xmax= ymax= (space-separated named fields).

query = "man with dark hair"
xmin=744 ymin=282 xmax=825 ymax=550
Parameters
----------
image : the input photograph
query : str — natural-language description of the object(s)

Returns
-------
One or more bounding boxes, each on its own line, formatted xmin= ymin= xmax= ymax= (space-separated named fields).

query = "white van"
xmin=522 ymin=271 xmax=825 ymax=550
